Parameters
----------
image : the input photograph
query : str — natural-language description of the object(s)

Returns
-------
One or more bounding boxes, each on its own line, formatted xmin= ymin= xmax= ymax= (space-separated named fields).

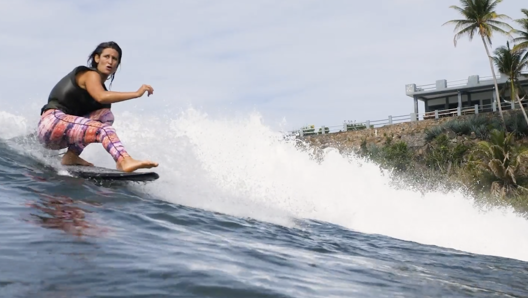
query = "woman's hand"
xmin=136 ymin=84 xmax=154 ymax=97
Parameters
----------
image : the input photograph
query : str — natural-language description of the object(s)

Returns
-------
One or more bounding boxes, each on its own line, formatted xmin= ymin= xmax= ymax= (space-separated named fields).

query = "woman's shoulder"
xmin=73 ymin=65 xmax=97 ymax=74
xmin=71 ymin=65 xmax=99 ymax=90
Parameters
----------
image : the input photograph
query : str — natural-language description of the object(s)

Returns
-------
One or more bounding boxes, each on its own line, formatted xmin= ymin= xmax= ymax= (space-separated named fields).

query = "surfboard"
xmin=61 ymin=165 xmax=159 ymax=182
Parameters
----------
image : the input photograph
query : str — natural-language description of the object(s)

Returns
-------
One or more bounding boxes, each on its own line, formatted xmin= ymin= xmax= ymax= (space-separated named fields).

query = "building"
xmin=295 ymin=72 xmax=528 ymax=137
xmin=405 ymin=73 xmax=528 ymax=119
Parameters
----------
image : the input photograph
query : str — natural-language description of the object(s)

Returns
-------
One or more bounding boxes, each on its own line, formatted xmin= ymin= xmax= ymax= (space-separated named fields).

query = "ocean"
xmin=1 ymin=108 xmax=527 ymax=298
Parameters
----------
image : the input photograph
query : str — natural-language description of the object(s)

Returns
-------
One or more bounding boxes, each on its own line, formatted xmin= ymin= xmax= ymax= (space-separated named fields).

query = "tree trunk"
xmin=516 ymin=93 xmax=528 ymax=127
xmin=481 ymin=35 xmax=507 ymax=131
xmin=511 ymin=80 xmax=516 ymax=105
xmin=510 ymin=77 xmax=528 ymax=127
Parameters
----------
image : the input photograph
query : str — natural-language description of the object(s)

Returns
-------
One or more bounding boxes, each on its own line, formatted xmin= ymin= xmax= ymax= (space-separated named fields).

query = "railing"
xmin=414 ymin=75 xmax=497 ymax=91
xmin=290 ymin=100 xmax=525 ymax=137
xmin=479 ymin=75 xmax=494 ymax=81
xmin=415 ymin=83 xmax=436 ymax=92
xmin=409 ymin=75 xmax=528 ymax=96
xmin=446 ymin=78 xmax=470 ymax=88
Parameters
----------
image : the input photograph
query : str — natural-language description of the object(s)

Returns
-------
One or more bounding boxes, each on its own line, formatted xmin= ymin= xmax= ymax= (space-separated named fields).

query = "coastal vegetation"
xmin=357 ymin=0 xmax=528 ymax=214
xmin=357 ymin=110 xmax=528 ymax=215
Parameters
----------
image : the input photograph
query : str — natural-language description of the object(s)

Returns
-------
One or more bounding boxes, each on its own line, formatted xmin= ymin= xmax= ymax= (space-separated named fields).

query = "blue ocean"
xmin=1 ymin=109 xmax=527 ymax=298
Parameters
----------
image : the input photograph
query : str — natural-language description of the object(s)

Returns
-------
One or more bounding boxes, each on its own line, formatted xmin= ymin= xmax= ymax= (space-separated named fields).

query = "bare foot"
xmin=116 ymin=156 xmax=158 ymax=173
xmin=61 ymin=150 xmax=94 ymax=166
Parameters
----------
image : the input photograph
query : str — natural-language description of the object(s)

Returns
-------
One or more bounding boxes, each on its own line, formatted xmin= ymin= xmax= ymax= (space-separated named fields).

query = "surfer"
xmin=37 ymin=41 xmax=158 ymax=172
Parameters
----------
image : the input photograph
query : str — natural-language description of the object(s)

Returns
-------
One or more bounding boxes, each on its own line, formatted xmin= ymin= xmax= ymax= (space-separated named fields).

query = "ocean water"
xmin=1 ymin=108 xmax=528 ymax=298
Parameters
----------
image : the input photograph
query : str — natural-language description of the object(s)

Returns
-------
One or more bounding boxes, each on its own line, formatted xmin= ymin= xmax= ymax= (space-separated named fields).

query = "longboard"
xmin=61 ymin=165 xmax=159 ymax=182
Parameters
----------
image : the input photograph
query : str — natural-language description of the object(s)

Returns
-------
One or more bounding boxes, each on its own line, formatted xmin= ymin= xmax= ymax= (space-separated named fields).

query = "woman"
xmin=38 ymin=41 xmax=158 ymax=173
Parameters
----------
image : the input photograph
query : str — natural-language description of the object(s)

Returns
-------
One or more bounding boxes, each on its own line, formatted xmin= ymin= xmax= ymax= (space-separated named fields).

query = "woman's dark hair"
xmin=87 ymin=41 xmax=122 ymax=88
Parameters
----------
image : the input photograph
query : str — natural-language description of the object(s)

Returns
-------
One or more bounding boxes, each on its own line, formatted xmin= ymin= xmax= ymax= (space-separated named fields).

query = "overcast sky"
xmin=0 ymin=0 xmax=525 ymax=132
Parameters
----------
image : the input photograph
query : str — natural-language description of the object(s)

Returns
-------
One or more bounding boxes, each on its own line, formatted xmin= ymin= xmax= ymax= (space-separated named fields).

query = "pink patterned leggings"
xmin=38 ymin=109 xmax=130 ymax=162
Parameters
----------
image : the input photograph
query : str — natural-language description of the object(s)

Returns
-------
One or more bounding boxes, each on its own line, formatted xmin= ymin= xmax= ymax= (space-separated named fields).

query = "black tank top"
xmin=40 ymin=66 xmax=111 ymax=116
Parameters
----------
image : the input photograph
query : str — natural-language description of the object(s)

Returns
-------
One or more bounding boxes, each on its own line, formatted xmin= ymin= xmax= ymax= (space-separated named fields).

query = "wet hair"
xmin=87 ymin=41 xmax=122 ymax=88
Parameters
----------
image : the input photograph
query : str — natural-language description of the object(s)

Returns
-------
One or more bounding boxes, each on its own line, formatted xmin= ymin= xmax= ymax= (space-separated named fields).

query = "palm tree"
xmin=467 ymin=129 xmax=528 ymax=198
xmin=512 ymin=9 xmax=528 ymax=60
xmin=492 ymin=41 xmax=528 ymax=126
xmin=443 ymin=0 xmax=513 ymax=130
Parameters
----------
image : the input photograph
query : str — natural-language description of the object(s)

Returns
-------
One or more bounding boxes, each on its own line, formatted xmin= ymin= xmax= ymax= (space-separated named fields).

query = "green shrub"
xmin=505 ymin=111 xmax=528 ymax=137
xmin=425 ymin=134 xmax=469 ymax=174
xmin=378 ymin=137 xmax=413 ymax=172
xmin=444 ymin=118 xmax=472 ymax=135
xmin=425 ymin=126 xmax=445 ymax=142
xmin=424 ymin=111 xmax=528 ymax=142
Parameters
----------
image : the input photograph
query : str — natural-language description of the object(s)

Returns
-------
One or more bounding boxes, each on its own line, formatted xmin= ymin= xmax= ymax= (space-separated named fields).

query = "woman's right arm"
xmin=82 ymin=71 xmax=153 ymax=104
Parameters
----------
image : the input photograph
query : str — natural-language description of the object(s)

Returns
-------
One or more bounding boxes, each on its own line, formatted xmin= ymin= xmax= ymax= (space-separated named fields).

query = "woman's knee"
xmin=99 ymin=123 xmax=117 ymax=135
xmin=87 ymin=108 xmax=115 ymax=125
xmin=37 ymin=113 xmax=56 ymax=145
xmin=99 ymin=108 xmax=115 ymax=125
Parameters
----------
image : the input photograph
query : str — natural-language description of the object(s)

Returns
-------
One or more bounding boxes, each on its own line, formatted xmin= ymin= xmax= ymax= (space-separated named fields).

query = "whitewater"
xmin=1 ymin=107 xmax=527 ymax=297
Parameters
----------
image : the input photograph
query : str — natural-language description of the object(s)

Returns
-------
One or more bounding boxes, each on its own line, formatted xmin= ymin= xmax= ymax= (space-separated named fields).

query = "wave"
xmin=2 ymin=107 xmax=528 ymax=262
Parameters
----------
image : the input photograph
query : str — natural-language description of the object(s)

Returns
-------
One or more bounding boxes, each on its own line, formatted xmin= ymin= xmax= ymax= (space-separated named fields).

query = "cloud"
xmin=0 ymin=0 xmax=525 ymax=131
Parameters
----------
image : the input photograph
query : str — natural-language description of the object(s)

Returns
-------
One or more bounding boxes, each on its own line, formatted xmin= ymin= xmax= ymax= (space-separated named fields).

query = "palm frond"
xmin=488 ymin=159 xmax=506 ymax=179
xmin=516 ymin=8 xmax=528 ymax=24
xmin=454 ymin=25 xmax=478 ymax=46
xmin=512 ymin=39 xmax=528 ymax=48
xmin=512 ymin=8 xmax=528 ymax=52
xmin=448 ymin=5 xmax=466 ymax=15
xmin=487 ymin=19 xmax=513 ymax=29
xmin=505 ymin=166 xmax=517 ymax=185
xmin=442 ymin=19 xmax=473 ymax=28
xmin=488 ymin=24 xmax=513 ymax=36
xmin=489 ymin=0 xmax=505 ymax=12
xmin=490 ymin=13 xmax=512 ymax=21
xmin=485 ymin=34 xmax=493 ymax=46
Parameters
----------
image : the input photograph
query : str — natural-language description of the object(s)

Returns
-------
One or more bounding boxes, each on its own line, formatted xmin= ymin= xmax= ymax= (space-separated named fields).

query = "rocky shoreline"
xmin=302 ymin=114 xmax=473 ymax=155
xmin=298 ymin=110 xmax=528 ymax=215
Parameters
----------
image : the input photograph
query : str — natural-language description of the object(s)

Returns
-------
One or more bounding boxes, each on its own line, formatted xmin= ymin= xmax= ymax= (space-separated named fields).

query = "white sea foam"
xmin=2 ymin=108 xmax=528 ymax=262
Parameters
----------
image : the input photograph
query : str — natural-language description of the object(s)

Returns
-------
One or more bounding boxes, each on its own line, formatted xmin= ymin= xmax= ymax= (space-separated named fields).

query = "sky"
xmin=0 ymin=0 xmax=526 ymax=132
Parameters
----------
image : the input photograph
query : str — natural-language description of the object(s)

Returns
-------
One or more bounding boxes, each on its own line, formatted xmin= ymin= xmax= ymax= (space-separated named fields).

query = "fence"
xmin=409 ymin=75 xmax=496 ymax=93
xmin=291 ymin=100 xmax=525 ymax=137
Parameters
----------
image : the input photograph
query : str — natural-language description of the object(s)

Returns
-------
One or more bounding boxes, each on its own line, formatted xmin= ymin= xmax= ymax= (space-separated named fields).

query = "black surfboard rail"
xmin=62 ymin=165 xmax=159 ymax=182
